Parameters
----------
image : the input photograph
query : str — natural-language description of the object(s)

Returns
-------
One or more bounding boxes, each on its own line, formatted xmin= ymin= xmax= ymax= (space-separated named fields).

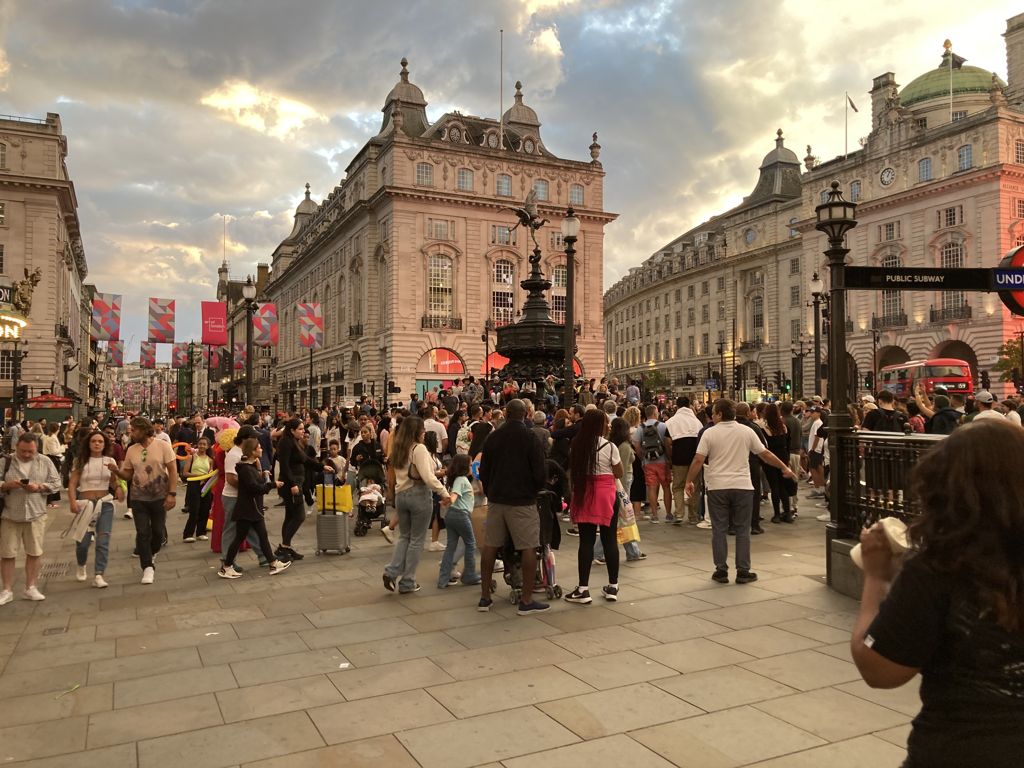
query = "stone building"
xmin=0 ymin=112 xmax=89 ymax=412
xmin=265 ymin=59 xmax=615 ymax=408
xmin=215 ymin=261 xmax=274 ymax=408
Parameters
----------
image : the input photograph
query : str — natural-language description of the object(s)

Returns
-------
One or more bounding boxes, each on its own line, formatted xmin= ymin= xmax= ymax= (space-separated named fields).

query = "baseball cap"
xmin=975 ymin=390 xmax=995 ymax=404
xmin=811 ymin=395 xmax=823 ymax=403
xmin=861 ymin=394 xmax=876 ymax=404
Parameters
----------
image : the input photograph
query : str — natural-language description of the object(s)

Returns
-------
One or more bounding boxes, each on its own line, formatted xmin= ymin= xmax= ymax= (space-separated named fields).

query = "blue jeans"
xmin=385 ymin=485 xmax=432 ymax=592
xmin=76 ymin=501 xmax=113 ymax=574
xmin=437 ymin=509 xmax=479 ymax=587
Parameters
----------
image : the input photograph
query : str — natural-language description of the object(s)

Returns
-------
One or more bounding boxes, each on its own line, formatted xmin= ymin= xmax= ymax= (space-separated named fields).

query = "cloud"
xmin=200 ymin=80 xmax=328 ymax=139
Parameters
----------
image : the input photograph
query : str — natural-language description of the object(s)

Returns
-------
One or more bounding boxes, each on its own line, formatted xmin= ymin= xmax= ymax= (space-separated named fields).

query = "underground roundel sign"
xmin=998 ymin=245 xmax=1024 ymax=316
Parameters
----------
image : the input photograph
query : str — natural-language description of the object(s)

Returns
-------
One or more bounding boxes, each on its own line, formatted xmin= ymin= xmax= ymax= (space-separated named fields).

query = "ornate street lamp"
xmin=814 ymin=180 xmax=858 ymax=561
xmin=809 ymin=271 xmax=825 ymax=398
xmin=561 ymin=208 xmax=580 ymax=408
xmin=242 ymin=276 xmax=258 ymax=406
xmin=790 ymin=333 xmax=810 ymax=400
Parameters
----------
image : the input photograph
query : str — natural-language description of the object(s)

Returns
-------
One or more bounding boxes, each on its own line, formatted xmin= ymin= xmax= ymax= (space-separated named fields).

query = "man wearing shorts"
xmin=633 ymin=405 xmax=673 ymax=522
xmin=0 ymin=433 xmax=62 ymax=604
xmin=477 ymin=399 xmax=548 ymax=615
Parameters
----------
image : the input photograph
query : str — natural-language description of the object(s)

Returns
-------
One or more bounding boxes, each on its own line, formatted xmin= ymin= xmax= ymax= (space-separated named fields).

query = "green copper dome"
xmin=900 ymin=51 xmax=1004 ymax=107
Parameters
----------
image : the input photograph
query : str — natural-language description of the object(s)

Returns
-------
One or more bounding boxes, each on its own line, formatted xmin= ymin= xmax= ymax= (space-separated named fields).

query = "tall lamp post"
xmin=11 ymin=339 xmax=27 ymax=422
xmin=868 ymin=327 xmax=880 ymax=393
xmin=815 ymin=180 xmax=858 ymax=564
xmin=481 ymin=319 xmax=493 ymax=381
xmin=809 ymin=272 xmax=825 ymax=398
xmin=715 ymin=340 xmax=726 ymax=396
xmin=241 ymin=276 xmax=258 ymax=406
xmin=561 ymin=207 xmax=580 ymax=409
xmin=790 ymin=334 xmax=810 ymax=400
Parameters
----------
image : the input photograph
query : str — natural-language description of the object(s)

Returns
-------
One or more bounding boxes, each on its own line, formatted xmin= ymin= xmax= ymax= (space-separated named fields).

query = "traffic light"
xmin=981 ymin=370 xmax=991 ymax=390
xmin=387 ymin=380 xmax=401 ymax=393
xmin=782 ymin=379 xmax=791 ymax=394
xmin=15 ymin=384 xmax=27 ymax=401
xmin=864 ymin=371 xmax=874 ymax=391
xmin=685 ymin=373 xmax=695 ymax=386
xmin=774 ymin=370 xmax=782 ymax=389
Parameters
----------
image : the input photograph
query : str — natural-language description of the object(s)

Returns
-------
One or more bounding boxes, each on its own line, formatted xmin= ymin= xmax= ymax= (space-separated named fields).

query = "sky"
xmin=0 ymin=0 xmax=1018 ymax=359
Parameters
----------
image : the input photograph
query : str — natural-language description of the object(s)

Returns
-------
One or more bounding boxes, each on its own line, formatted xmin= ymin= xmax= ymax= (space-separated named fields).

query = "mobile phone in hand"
xmin=19 ymin=478 xmax=29 ymax=485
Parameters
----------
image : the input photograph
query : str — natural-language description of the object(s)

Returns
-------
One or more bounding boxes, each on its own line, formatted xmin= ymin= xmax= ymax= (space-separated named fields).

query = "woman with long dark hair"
xmin=564 ymin=409 xmax=624 ymax=605
xmin=68 ymin=430 xmax=122 ymax=588
xmin=182 ymin=436 xmax=214 ymax=542
xmin=761 ymin=403 xmax=793 ymax=524
xmin=275 ymin=418 xmax=335 ymax=561
xmin=382 ymin=416 xmax=455 ymax=593
xmin=852 ymin=420 xmax=1024 ymax=767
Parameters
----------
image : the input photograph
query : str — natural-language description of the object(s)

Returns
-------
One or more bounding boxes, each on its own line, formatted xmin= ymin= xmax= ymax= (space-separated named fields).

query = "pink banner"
xmin=201 ymin=301 xmax=228 ymax=347
xmin=233 ymin=341 xmax=246 ymax=371
xmin=148 ymin=298 xmax=175 ymax=343
xmin=171 ymin=343 xmax=190 ymax=369
xmin=91 ymin=293 xmax=122 ymax=341
xmin=297 ymin=302 xmax=323 ymax=350
xmin=140 ymin=342 xmax=156 ymax=369
xmin=106 ymin=340 xmax=124 ymax=367
xmin=202 ymin=346 xmax=223 ymax=369
xmin=253 ymin=303 xmax=278 ymax=347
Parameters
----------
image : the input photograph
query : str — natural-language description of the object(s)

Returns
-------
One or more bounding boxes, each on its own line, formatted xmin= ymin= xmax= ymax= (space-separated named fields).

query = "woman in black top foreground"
xmin=852 ymin=419 xmax=1024 ymax=767
xmin=275 ymin=418 xmax=335 ymax=561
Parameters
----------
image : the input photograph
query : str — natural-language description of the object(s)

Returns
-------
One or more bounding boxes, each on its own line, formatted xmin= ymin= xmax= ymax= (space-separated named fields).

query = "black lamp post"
xmin=790 ymin=333 xmax=810 ymax=400
xmin=715 ymin=340 xmax=725 ymax=396
xmin=869 ymin=327 xmax=880 ymax=393
xmin=815 ymin=180 xmax=858 ymax=556
xmin=242 ymin=276 xmax=258 ymax=406
xmin=11 ymin=339 xmax=27 ymax=421
xmin=481 ymin=319 xmax=493 ymax=381
xmin=809 ymin=272 xmax=825 ymax=398
xmin=561 ymin=208 xmax=580 ymax=408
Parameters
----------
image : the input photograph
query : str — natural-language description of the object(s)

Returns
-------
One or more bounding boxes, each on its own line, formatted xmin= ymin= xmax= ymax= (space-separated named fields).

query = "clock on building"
xmin=524 ymin=138 xmax=535 ymax=154
xmin=744 ymin=228 xmax=756 ymax=245
xmin=448 ymin=127 xmax=461 ymax=143
xmin=487 ymin=133 xmax=498 ymax=148
xmin=880 ymin=167 xmax=896 ymax=186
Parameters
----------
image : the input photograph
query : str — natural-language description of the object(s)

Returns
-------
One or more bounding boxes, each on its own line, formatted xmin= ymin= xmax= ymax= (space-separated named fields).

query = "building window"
xmin=820 ymin=190 xmax=830 ymax=205
xmin=427 ymin=218 xmax=453 ymax=240
xmin=790 ymin=285 xmax=800 ymax=307
xmin=496 ymin=174 xmax=512 ymax=196
xmin=663 ymin=340 xmax=669 ymax=360
xmin=674 ymin=338 xmax=681 ymax=358
xmin=937 ymin=205 xmax=963 ymax=229
xmin=654 ymin=296 xmax=660 ymax=309
xmin=687 ymin=337 xmax=695 ymax=356
xmin=879 ymin=221 xmax=901 ymax=241
xmin=951 ymin=110 xmax=967 ymax=122
xmin=675 ymin=311 xmax=681 ymax=328
xmin=550 ymin=231 xmax=565 ymax=250
xmin=850 ymin=180 xmax=861 ymax=202
xmin=1016 ymin=199 xmax=1024 ymax=219
xmin=717 ymin=276 xmax=725 ymax=290
xmin=569 ymin=184 xmax=584 ymax=206
xmin=0 ymin=202 xmax=5 ymax=226
xmin=789 ymin=217 xmax=799 ymax=238
xmin=492 ymin=290 xmax=514 ymax=326
xmin=701 ymin=280 xmax=709 ymax=295
xmin=457 ymin=168 xmax=474 ymax=192
xmin=881 ymin=253 xmax=903 ymax=317
xmin=416 ymin=162 xmax=434 ymax=187
xmin=0 ymin=144 xmax=5 ymax=169
xmin=915 ymin=117 xmax=927 ymax=130
xmin=0 ymin=350 xmax=12 ymax=379
xmin=427 ymin=254 xmax=453 ymax=317
xmin=751 ymin=295 xmax=764 ymax=330
xmin=493 ymin=259 xmax=515 ymax=285
xmin=790 ymin=257 xmax=800 ymax=274
xmin=940 ymin=242 xmax=965 ymax=310
xmin=1016 ymin=139 xmax=1024 ymax=165
xmin=0 ymin=244 xmax=4 ymax=274
xmin=490 ymin=225 xmax=517 ymax=246
xmin=957 ymin=144 xmax=972 ymax=172
xmin=918 ymin=157 xmax=932 ymax=182
xmin=654 ymin=317 xmax=660 ymax=333
xmin=791 ymin=318 xmax=801 ymax=340
xmin=646 ymin=320 xmax=651 ymax=335
xmin=1016 ymin=233 xmax=1024 ymax=247
xmin=378 ymin=218 xmax=390 ymax=242
xmin=533 ymin=179 xmax=549 ymax=201
xmin=717 ymin=301 xmax=725 ymax=320
xmin=701 ymin=333 xmax=709 ymax=356
xmin=701 ymin=305 xmax=709 ymax=323
xmin=687 ymin=285 xmax=695 ymax=299
xmin=687 ymin=307 xmax=695 ymax=326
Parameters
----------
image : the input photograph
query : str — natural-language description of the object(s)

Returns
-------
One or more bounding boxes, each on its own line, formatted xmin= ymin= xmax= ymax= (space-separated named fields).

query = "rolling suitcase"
xmin=315 ymin=482 xmax=351 ymax=555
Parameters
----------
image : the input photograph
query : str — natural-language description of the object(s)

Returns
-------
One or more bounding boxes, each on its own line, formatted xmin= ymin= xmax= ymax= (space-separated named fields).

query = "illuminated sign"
xmin=0 ymin=313 xmax=28 ymax=339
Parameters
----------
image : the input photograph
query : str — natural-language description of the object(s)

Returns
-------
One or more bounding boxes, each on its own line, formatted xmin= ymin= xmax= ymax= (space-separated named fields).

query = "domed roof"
xmin=759 ymin=129 xmax=800 ymax=169
xmin=900 ymin=49 xmax=1005 ymax=107
xmin=502 ymin=81 xmax=540 ymax=128
xmin=295 ymin=183 xmax=316 ymax=215
xmin=384 ymin=58 xmax=426 ymax=107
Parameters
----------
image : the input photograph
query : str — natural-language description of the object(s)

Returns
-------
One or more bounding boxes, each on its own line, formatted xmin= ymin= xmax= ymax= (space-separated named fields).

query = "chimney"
xmin=870 ymin=73 xmax=897 ymax=131
xmin=256 ymin=262 xmax=270 ymax=292
xmin=1004 ymin=12 xmax=1024 ymax=106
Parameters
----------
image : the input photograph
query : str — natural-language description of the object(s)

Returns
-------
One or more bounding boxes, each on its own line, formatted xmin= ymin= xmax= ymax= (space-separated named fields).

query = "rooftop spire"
xmin=400 ymin=57 xmax=409 ymax=83
xmin=304 ymin=182 xmax=311 ymax=200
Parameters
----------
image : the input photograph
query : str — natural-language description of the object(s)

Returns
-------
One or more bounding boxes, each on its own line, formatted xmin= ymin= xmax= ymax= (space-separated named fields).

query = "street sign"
xmin=705 ymin=378 xmax=719 ymax=390
xmin=844 ymin=266 xmax=1024 ymax=292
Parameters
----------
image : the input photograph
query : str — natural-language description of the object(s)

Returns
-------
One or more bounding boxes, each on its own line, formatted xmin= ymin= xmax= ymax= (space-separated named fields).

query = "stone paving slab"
xmin=0 ymin=490 xmax=914 ymax=767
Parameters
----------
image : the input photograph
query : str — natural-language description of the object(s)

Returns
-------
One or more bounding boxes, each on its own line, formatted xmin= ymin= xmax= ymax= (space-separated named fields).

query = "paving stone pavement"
xmin=0 ymin=490 xmax=915 ymax=767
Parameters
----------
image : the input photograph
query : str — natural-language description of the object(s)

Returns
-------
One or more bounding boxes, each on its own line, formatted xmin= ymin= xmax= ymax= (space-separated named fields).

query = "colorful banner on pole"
xmin=201 ymin=301 xmax=228 ymax=346
xmin=148 ymin=298 xmax=175 ymax=343
xmin=106 ymin=341 xmax=124 ymax=367
xmin=140 ymin=342 xmax=157 ymax=369
xmin=297 ymin=302 xmax=323 ymax=350
xmin=233 ymin=341 xmax=246 ymax=371
xmin=171 ymin=343 xmax=190 ymax=369
xmin=202 ymin=346 xmax=223 ymax=369
xmin=253 ymin=303 xmax=278 ymax=347
xmin=91 ymin=293 xmax=122 ymax=341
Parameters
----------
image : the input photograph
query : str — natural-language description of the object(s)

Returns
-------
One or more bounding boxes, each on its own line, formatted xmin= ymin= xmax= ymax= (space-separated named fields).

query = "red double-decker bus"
xmin=877 ymin=358 xmax=974 ymax=399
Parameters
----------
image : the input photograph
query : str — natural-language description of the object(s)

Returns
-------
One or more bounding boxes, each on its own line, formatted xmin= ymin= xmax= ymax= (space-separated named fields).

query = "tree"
xmin=992 ymin=338 xmax=1024 ymax=382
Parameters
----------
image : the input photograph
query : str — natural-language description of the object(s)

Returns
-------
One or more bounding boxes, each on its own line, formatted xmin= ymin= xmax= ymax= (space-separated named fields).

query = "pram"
xmin=501 ymin=489 xmax=563 ymax=603
xmin=353 ymin=458 xmax=388 ymax=536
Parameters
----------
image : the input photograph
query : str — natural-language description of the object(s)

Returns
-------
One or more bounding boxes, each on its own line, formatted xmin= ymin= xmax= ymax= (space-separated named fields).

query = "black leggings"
xmin=281 ymin=492 xmax=306 ymax=546
xmin=764 ymin=466 xmax=792 ymax=519
xmin=225 ymin=518 xmax=275 ymax=567
xmin=182 ymin=481 xmax=213 ymax=539
xmin=576 ymin=504 xmax=619 ymax=587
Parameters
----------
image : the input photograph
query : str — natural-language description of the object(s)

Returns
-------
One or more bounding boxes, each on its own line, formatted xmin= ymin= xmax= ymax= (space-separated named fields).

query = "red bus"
xmin=877 ymin=358 xmax=974 ymax=399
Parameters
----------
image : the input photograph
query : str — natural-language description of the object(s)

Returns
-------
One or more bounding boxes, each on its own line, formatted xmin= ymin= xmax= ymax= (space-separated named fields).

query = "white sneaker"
xmin=0 ymin=589 xmax=12 ymax=606
xmin=23 ymin=585 xmax=46 ymax=601
xmin=141 ymin=567 xmax=155 ymax=585
xmin=816 ymin=512 xmax=831 ymax=522
xmin=428 ymin=541 xmax=445 ymax=551
xmin=197 ymin=534 xmax=209 ymax=541
xmin=493 ymin=559 xmax=504 ymax=573
xmin=183 ymin=536 xmax=196 ymax=543
xmin=268 ymin=560 xmax=292 ymax=576
xmin=218 ymin=565 xmax=243 ymax=579
xmin=695 ymin=520 xmax=713 ymax=530
xmin=93 ymin=574 xmax=109 ymax=589
xmin=76 ymin=565 xmax=88 ymax=582
xmin=123 ymin=509 xmax=133 ymax=519
xmin=381 ymin=527 xmax=395 ymax=543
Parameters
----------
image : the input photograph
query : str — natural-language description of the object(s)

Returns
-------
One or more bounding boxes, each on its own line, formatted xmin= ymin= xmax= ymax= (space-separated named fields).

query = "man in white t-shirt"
xmin=220 ymin=426 xmax=267 ymax=568
xmin=422 ymin=405 xmax=448 ymax=457
xmin=685 ymin=399 xmax=797 ymax=585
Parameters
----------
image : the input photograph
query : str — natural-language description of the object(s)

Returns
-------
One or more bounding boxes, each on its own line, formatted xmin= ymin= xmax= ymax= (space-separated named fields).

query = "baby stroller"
xmin=502 ymin=489 xmax=563 ymax=603
xmin=353 ymin=459 xmax=388 ymax=537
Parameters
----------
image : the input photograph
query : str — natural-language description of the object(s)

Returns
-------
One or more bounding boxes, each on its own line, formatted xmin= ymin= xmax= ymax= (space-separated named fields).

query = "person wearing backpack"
xmin=631 ymin=405 xmax=673 ymax=523
xmin=861 ymin=390 xmax=908 ymax=434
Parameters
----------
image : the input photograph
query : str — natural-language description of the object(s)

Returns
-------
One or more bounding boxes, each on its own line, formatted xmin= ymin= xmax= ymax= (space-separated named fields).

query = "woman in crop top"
xmin=68 ymin=430 xmax=123 ymax=589
xmin=182 ymin=437 xmax=214 ymax=543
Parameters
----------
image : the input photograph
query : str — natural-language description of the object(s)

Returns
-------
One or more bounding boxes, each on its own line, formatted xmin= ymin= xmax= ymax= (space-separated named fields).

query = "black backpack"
xmin=875 ymin=408 xmax=907 ymax=434
xmin=640 ymin=424 xmax=665 ymax=461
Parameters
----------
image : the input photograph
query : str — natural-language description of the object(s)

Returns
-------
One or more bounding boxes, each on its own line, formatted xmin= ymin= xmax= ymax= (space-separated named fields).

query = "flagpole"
xmin=844 ymin=91 xmax=849 ymax=159
xmin=498 ymin=29 xmax=504 ymax=150
xmin=948 ymin=40 xmax=954 ymax=123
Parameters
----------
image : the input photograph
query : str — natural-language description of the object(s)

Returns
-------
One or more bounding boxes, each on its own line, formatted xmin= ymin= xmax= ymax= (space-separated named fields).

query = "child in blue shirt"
xmin=437 ymin=454 xmax=481 ymax=588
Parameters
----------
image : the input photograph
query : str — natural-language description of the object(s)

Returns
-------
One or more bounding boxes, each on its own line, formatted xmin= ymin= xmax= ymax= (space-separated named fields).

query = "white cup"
xmin=851 ymin=517 xmax=909 ymax=569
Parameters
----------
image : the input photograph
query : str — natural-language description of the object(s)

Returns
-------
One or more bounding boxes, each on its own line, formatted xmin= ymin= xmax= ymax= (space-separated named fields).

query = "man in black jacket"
xmin=736 ymin=402 xmax=769 ymax=535
xmin=477 ymin=398 xmax=548 ymax=615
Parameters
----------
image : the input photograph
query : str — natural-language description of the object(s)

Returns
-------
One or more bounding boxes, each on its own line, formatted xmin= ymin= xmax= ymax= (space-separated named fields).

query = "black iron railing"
xmin=871 ymin=313 xmax=908 ymax=330
xmin=348 ymin=324 xmax=363 ymax=338
xmin=929 ymin=304 xmax=971 ymax=323
xmin=739 ymin=339 xmax=763 ymax=351
xmin=421 ymin=315 xmax=463 ymax=330
xmin=834 ymin=431 xmax=945 ymax=538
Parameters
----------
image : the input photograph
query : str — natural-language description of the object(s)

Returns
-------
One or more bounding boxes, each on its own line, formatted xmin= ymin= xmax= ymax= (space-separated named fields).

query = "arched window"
xmin=1016 ymin=139 xmax=1024 ymax=165
xmin=940 ymin=242 xmax=965 ymax=310
xmin=918 ymin=157 xmax=932 ymax=182
xmin=569 ymin=183 xmax=584 ymax=206
xmin=457 ymin=168 xmax=473 ymax=192
xmin=533 ymin=179 xmax=549 ymax=201
xmin=881 ymin=253 xmax=903 ymax=318
xmin=957 ymin=144 xmax=972 ymax=172
xmin=416 ymin=162 xmax=433 ymax=186
xmin=493 ymin=259 xmax=515 ymax=285
xmin=552 ymin=264 xmax=567 ymax=288
xmin=751 ymin=295 xmax=764 ymax=331
xmin=0 ymin=143 xmax=6 ymax=169
xmin=496 ymin=173 xmax=512 ymax=197
xmin=849 ymin=180 xmax=861 ymax=202
xmin=551 ymin=263 xmax=567 ymax=324
xmin=337 ymin=275 xmax=346 ymax=339
xmin=427 ymin=253 xmax=453 ymax=318
xmin=350 ymin=264 xmax=363 ymax=327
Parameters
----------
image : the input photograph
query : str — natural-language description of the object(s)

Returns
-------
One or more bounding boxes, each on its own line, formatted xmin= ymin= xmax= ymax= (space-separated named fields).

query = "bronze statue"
xmin=13 ymin=267 xmax=42 ymax=316
xmin=501 ymin=190 xmax=549 ymax=262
